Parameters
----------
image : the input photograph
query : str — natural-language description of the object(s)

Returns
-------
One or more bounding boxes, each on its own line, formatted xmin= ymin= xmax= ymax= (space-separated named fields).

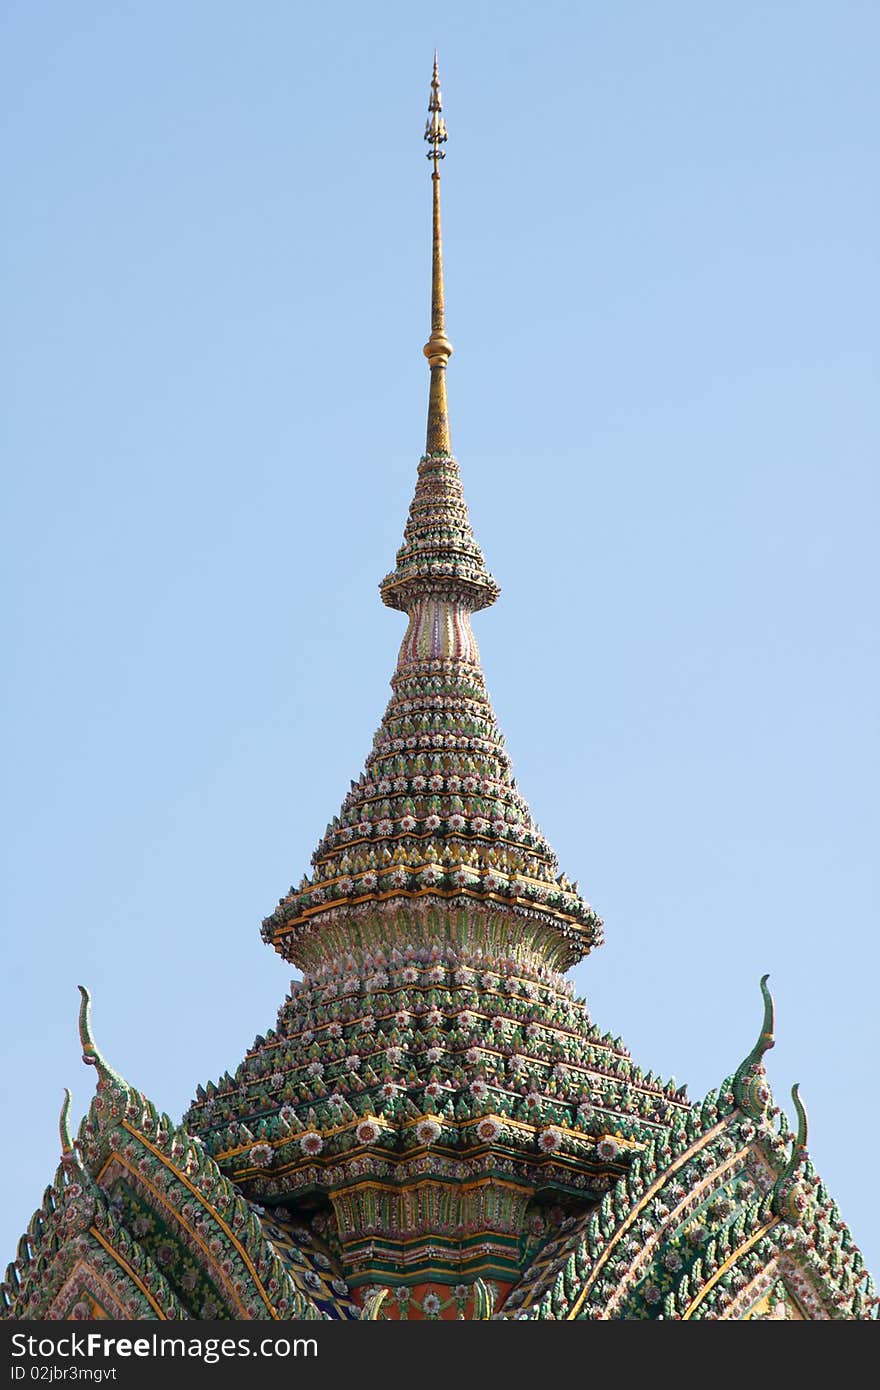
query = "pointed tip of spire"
xmin=423 ymin=53 xmax=452 ymax=452
xmin=424 ymin=53 xmax=447 ymax=157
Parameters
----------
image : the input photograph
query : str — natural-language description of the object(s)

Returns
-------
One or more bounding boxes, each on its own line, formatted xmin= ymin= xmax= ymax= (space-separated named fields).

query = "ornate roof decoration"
xmin=263 ymin=58 xmax=601 ymax=971
xmin=3 ymin=990 xmax=326 ymax=1321
xmin=733 ymin=974 xmax=776 ymax=1119
xmin=499 ymin=1031 xmax=876 ymax=1321
xmin=2 ymin=61 xmax=874 ymax=1325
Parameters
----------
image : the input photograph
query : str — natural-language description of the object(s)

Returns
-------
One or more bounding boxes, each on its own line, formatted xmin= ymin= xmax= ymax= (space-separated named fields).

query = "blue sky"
xmin=2 ymin=2 xmax=878 ymax=1281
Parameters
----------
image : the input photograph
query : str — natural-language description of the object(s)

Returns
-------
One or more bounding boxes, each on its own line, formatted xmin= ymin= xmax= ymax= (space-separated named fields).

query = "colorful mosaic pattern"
xmin=2 ymin=63 xmax=875 ymax=1323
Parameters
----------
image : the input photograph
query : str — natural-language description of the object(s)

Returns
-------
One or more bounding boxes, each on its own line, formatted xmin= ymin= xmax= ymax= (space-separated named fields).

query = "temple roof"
xmin=2 ymin=60 xmax=875 ymax=1326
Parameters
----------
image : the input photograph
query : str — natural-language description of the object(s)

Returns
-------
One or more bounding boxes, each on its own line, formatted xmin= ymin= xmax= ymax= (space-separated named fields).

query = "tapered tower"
xmin=3 ymin=60 xmax=874 ymax=1325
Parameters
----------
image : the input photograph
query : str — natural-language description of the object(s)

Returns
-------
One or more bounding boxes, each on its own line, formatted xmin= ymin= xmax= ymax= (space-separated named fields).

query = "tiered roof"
xmin=1 ymin=59 xmax=874 ymax=1323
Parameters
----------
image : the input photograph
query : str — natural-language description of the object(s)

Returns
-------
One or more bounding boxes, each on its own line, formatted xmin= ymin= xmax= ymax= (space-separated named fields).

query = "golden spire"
xmin=423 ymin=53 xmax=453 ymax=455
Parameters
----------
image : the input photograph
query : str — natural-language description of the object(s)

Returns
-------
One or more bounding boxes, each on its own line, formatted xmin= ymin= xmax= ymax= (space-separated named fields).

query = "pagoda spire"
xmin=424 ymin=52 xmax=453 ymax=455
xmin=379 ymin=58 xmax=499 ymax=621
xmin=262 ymin=61 xmax=602 ymax=972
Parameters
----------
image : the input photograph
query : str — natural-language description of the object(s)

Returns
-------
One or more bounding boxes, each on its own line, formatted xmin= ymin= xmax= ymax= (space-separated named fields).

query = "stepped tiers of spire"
xmin=3 ymin=59 xmax=874 ymax=1323
xmin=263 ymin=62 xmax=599 ymax=972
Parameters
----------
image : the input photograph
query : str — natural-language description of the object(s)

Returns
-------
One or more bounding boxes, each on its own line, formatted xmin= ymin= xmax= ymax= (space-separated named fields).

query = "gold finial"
xmin=423 ymin=53 xmax=453 ymax=454
xmin=424 ymin=51 xmax=447 ymax=167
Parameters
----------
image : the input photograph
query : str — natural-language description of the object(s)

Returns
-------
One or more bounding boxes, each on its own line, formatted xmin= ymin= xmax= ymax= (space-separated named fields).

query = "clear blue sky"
xmin=2 ymin=2 xmax=878 ymax=1282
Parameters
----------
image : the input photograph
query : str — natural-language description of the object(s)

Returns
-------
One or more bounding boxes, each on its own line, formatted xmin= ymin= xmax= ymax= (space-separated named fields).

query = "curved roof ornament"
xmin=733 ymin=975 xmax=776 ymax=1118
xmin=77 ymin=985 xmax=128 ymax=1092
xmin=471 ymin=1278 xmax=494 ymax=1319
xmin=773 ymin=1083 xmax=811 ymax=1224
xmin=360 ymin=1287 xmax=389 ymax=1320
xmin=791 ymin=1081 xmax=809 ymax=1153
xmin=59 ymin=1088 xmax=75 ymax=1158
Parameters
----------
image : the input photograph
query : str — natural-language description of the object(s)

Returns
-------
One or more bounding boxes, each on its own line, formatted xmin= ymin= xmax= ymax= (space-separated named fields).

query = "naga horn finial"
xmin=59 ymin=1088 xmax=74 ymax=1156
xmin=77 ymin=985 xmax=127 ymax=1090
xmin=733 ymin=975 xmax=776 ymax=1117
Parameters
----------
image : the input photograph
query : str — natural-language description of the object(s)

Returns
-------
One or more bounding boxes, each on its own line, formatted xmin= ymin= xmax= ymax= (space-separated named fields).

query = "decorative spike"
xmin=733 ymin=975 xmax=776 ymax=1118
xmin=77 ymin=986 xmax=127 ymax=1090
xmin=59 ymin=1088 xmax=74 ymax=1157
xmin=792 ymin=1083 xmax=809 ymax=1154
xmin=422 ymin=56 xmax=453 ymax=455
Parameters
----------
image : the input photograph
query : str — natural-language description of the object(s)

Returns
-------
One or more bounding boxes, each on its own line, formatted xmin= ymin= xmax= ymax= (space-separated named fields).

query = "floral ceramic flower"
xmin=644 ymin=1285 xmax=662 ymax=1306
xmin=336 ymin=876 xmax=353 ymax=895
xmin=426 ymin=1047 xmax=444 ymax=1063
xmin=376 ymin=819 xmax=394 ymax=836
xmin=270 ymin=1071 xmax=285 ymax=1089
xmin=476 ymin=1118 xmax=501 ymax=1143
xmin=425 ymin=1006 xmax=442 ymax=1026
xmin=416 ymin=1118 xmax=442 ymax=1145
xmin=346 ymin=1055 xmax=362 ymax=1070
xmin=428 ymin=774 xmax=444 ymax=791
xmin=664 ymin=1251 xmax=683 ymax=1273
xmin=538 ymin=1127 xmax=561 ymax=1153
xmin=469 ymin=1079 xmax=488 ymax=1100
xmin=300 ymin=1132 xmax=323 ymax=1157
xmin=449 ymin=814 xmax=466 ymax=832
xmin=307 ymin=1061 xmax=324 ymax=1078
xmin=250 ymin=1143 xmax=274 ymax=1169
xmin=356 ymin=1119 xmax=381 ymax=1145
xmin=597 ymin=1138 xmax=619 ymax=1161
xmin=422 ymin=1292 xmax=441 ymax=1315
xmin=400 ymin=815 xmax=417 ymax=833
xmin=412 ymin=776 xmax=426 ymax=792
xmin=327 ymin=1022 xmax=343 ymax=1038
